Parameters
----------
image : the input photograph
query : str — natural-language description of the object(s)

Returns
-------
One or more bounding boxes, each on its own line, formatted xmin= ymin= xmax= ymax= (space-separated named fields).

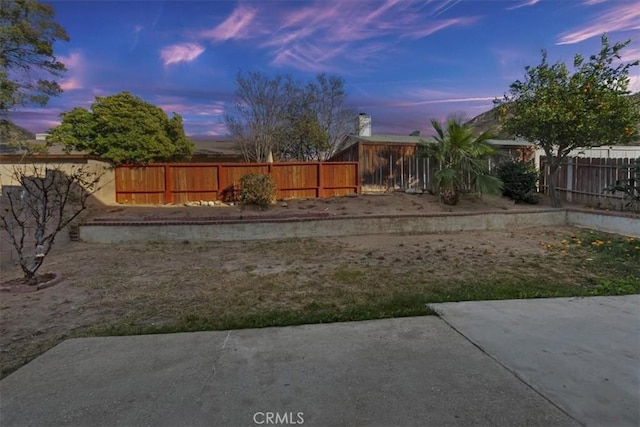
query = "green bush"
xmin=239 ymin=173 xmax=277 ymax=206
xmin=496 ymin=160 xmax=540 ymax=204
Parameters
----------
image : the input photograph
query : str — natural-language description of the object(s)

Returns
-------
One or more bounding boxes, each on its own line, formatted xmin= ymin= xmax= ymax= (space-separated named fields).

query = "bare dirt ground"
xmin=86 ymin=192 xmax=557 ymax=222
xmin=1 ymin=192 xmax=631 ymax=378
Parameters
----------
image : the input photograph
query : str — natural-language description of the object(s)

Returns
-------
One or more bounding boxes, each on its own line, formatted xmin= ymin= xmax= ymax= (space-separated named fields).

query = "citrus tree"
xmin=496 ymin=35 xmax=640 ymax=207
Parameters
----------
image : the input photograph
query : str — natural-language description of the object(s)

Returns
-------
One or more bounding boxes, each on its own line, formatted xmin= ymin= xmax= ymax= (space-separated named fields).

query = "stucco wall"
xmin=0 ymin=159 xmax=115 ymax=205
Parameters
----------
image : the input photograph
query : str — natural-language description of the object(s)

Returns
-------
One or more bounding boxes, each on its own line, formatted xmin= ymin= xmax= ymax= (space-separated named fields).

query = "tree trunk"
xmin=440 ymin=188 xmax=459 ymax=205
xmin=547 ymin=163 xmax=562 ymax=208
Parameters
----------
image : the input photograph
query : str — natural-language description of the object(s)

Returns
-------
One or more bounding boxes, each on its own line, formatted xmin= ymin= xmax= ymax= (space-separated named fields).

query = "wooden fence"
xmin=540 ymin=156 xmax=639 ymax=207
xmin=115 ymin=162 xmax=359 ymax=204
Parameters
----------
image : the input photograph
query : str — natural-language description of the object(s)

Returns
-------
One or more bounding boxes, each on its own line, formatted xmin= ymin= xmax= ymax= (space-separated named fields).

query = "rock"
xmin=405 ymin=188 xmax=423 ymax=194
xmin=345 ymin=193 xmax=358 ymax=198
xmin=207 ymin=201 xmax=215 ymax=206
xmin=280 ymin=202 xmax=288 ymax=208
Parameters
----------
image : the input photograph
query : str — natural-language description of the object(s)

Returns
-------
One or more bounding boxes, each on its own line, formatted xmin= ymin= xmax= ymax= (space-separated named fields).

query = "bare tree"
xmin=1 ymin=161 xmax=104 ymax=283
xmin=307 ymin=74 xmax=356 ymax=160
xmin=225 ymin=71 xmax=356 ymax=162
xmin=225 ymin=71 xmax=293 ymax=162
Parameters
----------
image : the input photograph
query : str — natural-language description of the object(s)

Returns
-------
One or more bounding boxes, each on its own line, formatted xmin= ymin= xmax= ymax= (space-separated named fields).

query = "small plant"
xmin=239 ymin=173 xmax=277 ymax=206
xmin=496 ymin=160 xmax=540 ymax=204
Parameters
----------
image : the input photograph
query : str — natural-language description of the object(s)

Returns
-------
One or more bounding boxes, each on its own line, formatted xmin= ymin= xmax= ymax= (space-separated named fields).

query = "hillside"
xmin=468 ymin=92 xmax=640 ymax=140
xmin=0 ymin=123 xmax=37 ymax=153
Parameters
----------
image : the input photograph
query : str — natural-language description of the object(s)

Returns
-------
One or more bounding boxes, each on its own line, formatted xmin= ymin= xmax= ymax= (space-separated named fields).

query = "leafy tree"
xmin=496 ymin=35 xmax=640 ymax=207
xmin=277 ymin=81 xmax=330 ymax=161
xmin=425 ymin=116 xmax=502 ymax=205
xmin=0 ymin=0 xmax=69 ymax=141
xmin=226 ymin=71 xmax=355 ymax=162
xmin=1 ymin=162 xmax=104 ymax=283
xmin=48 ymin=91 xmax=194 ymax=165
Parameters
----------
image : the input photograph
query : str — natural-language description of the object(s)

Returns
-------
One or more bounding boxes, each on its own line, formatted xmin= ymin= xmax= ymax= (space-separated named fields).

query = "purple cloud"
xmin=194 ymin=0 xmax=478 ymax=73
xmin=58 ymin=51 xmax=84 ymax=91
xmin=199 ymin=4 xmax=257 ymax=41
xmin=557 ymin=2 xmax=640 ymax=45
xmin=160 ymin=43 xmax=205 ymax=66
xmin=506 ymin=0 xmax=540 ymax=11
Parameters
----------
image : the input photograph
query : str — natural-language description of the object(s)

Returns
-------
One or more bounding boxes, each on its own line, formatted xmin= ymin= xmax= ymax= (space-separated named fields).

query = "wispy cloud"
xmin=557 ymin=2 xmax=640 ymax=45
xmin=619 ymin=47 xmax=640 ymax=63
xmin=199 ymin=5 xmax=257 ymax=41
xmin=58 ymin=51 xmax=84 ymax=91
xmin=628 ymin=75 xmax=640 ymax=92
xmin=395 ymin=96 xmax=496 ymax=107
xmin=506 ymin=0 xmax=540 ymax=11
xmin=157 ymin=100 xmax=225 ymax=116
xmin=196 ymin=0 xmax=478 ymax=72
xmin=160 ymin=42 xmax=205 ymax=66
xmin=403 ymin=17 xmax=479 ymax=39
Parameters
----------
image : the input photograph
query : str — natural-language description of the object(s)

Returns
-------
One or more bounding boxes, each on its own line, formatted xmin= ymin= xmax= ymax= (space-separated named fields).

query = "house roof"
xmin=0 ymin=138 xmax=243 ymax=157
xmin=335 ymin=134 xmax=434 ymax=154
xmin=354 ymin=134 xmax=434 ymax=144
xmin=487 ymin=139 xmax=534 ymax=147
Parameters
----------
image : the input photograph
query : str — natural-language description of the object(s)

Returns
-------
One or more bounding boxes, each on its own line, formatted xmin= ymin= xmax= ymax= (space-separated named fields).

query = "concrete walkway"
xmin=430 ymin=295 xmax=640 ymax=427
xmin=1 ymin=296 xmax=637 ymax=427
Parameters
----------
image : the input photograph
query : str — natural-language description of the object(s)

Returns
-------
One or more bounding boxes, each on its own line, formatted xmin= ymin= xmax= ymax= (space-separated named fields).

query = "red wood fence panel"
xmin=115 ymin=162 xmax=359 ymax=204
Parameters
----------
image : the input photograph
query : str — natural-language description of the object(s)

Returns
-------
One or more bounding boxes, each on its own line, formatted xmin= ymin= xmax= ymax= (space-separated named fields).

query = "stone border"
xmin=0 ymin=273 xmax=65 ymax=293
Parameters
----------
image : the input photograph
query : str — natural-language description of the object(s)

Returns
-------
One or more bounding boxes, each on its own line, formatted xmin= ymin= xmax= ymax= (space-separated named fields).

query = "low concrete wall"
xmin=79 ymin=210 xmax=567 ymax=243
xmin=567 ymin=210 xmax=640 ymax=238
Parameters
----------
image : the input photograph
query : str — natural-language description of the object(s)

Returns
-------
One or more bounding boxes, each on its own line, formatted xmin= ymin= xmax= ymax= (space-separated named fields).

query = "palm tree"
xmin=426 ymin=117 xmax=503 ymax=205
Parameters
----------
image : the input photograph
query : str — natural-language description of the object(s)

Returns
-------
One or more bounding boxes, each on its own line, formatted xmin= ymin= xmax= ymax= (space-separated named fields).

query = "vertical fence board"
xmin=539 ymin=156 xmax=637 ymax=207
xmin=115 ymin=162 xmax=359 ymax=204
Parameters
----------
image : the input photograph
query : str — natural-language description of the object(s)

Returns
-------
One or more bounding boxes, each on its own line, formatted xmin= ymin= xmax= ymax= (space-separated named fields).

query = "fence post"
xmin=216 ymin=165 xmax=223 ymax=201
xmin=566 ymin=158 xmax=573 ymax=203
xmin=317 ymin=162 xmax=324 ymax=198
xmin=164 ymin=164 xmax=172 ymax=204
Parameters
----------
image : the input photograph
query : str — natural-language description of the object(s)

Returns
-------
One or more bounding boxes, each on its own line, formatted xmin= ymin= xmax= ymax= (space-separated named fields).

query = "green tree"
xmin=278 ymin=81 xmax=330 ymax=161
xmin=496 ymin=35 xmax=640 ymax=207
xmin=0 ymin=0 xmax=69 ymax=140
xmin=48 ymin=91 xmax=194 ymax=164
xmin=426 ymin=116 xmax=502 ymax=205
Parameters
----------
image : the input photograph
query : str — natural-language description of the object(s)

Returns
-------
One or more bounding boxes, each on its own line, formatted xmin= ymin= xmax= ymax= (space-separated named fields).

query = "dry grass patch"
xmin=1 ymin=226 xmax=638 ymax=379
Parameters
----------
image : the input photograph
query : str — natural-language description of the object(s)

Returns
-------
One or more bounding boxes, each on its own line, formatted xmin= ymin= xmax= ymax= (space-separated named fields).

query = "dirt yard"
xmin=1 ymin=192 xmax=636 ymax=378
xmin=86 ymin=192 xmax=557 ymax=222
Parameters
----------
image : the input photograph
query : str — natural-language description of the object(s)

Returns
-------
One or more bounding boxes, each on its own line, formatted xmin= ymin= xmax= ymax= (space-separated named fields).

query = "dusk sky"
xmin=10 ymin=0 xmax=640 ymax=138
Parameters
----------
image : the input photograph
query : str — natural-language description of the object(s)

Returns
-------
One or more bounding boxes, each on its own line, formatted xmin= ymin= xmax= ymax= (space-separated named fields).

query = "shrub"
xmin=239 ymin=173 xmax=277 ymax=206
xmin=496 ymin=160 xmax=540 ymax=204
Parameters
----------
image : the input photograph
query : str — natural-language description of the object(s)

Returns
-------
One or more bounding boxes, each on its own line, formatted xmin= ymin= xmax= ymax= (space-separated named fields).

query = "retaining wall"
xmin=79 ymin=210 xmax=568 ymax=243
xmin=566 ymin=210 xmax=640 ymax=238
